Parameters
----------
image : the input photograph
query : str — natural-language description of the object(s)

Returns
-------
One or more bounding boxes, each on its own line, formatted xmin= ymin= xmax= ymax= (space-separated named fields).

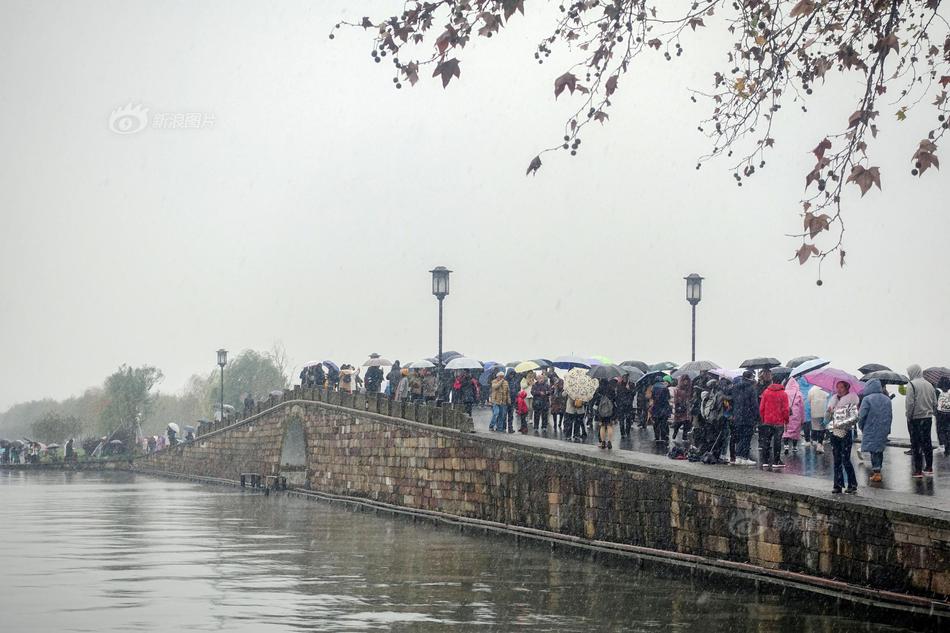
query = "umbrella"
xmin=804 ymin=368 xmax=864 ymax=396
xmin=322 ymin=360 xmax=340 ymax=372
xmin=167 ymin=423 xmax=180 ymax=434
xmin=514 ymin=360 xmax=541 ymax=374
xmin=532 ymin=358 xmax=554 ymax=368
xmin=860 ymin=370 xmax=908 ymax=386
xmin=619 ymin=366 xmax=645 ymax=381
xmin=434 ymin=351 xmax=462 ymax=363
xmin=771 ymin=367 xmax=792 ymax=382
xmin=790 ymin=357 xmax=831 ymax=378
xmin=785 ymin=355 xmax=819 ymax=369
xmin=923 ymin=366 xmax=950 ymax=386
xmin=564 ymin=368 xmax=598 ymax=401
xmin=588 ymin=364 xmax=624 ymax=380
xmin=45 ymin=443 xmax=60 ymax=450
xmin=671 ymin=369 xmax=700 ymax=381
xmin=858 ymin=363 xmax=891 ymax=375
xmin=637 ymin=370 xmax=668 ymax=387
xmin=589 ymin=355 xmax=615 ymax=366
xmin=108 ymin=440 xmax=123 ymax=446
xmin=710 ymin=368 xmax=743 ymax=380
xmin=620 ymin=360 xmax=650 ymax=372
xmin=0 ymin=439 xmax=9 ymax=448
xmin=739 ymin=357 xmax=782 ymax=370
xmin=302 ymin=360 xmax=323 ymax=368
xmin=270 ymin=389 xmax=285 ymax=396
xmin=505 ymin=361 xmax=520 ymax=369
xmin=479 ymin=366 xmax=503 ymax=385
xmin=649 ymin=361 xmax=678 ymax=372
xmin=407 ymin=360 xmax=435 ymax=369
xmin=445 ymin=357 xmax=483 ymax=371
xmin=677 ymin=360 xmax=720 ymax=373
xmin=553 ymin=356 xmax=591 ymax=370
xmin=363 ymin=357 xmax=393 ymax=367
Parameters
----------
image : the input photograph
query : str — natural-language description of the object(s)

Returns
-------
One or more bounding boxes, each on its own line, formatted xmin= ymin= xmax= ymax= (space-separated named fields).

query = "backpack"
xmin=342 ymin=373 xmax=351 ymax=385
xmin=598 ymin=394 xmax=614 ymax=418
xmin=938 ymin=389 xmax=950 ymax=414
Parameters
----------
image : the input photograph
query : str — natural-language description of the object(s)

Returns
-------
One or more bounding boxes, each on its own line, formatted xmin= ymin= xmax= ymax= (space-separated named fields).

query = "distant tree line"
xmin=0 ymin=347 xmax=289 ymax=444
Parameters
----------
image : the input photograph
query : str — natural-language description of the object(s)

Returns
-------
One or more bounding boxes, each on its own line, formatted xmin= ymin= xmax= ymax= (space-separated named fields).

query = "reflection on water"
xmin=0 ymin=471 xmax=914 ymax=632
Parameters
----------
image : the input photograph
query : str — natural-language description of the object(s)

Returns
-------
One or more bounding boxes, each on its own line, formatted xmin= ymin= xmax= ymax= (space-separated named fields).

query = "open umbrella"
xmin=589 ymin=355 xmax=615 ymax=366
xmin=302 ymin=360 xmax=323 ymax=368
xmin=514 ymin=360 xmax=541 ymax=374
xmin=710 ymin=368 xmax=743 ymax=380
xmin=637 ymin=370 xmax=667 ymax=386
xmin=363 ymin=357 xmax=393 ymax=367
xmin=677 ymin=360 xmax=720 ymax=374
xmin=564 ymin=368 xmax=598 ymax=401
xmin=923 ymin=366 xmax=950 ymax=386
xmin=804 ymin=368 xmax=864 ymax=396
xmin=671 ymin=368 xmax=700 ymax=381
xmin=553 ymin=356 xmax=590 ymax=370
xmin=108 ymin=439 xmax=123 ymax=446
xmin=771 ymin=367 xmax=792 ymax=382
xmin=740 ymin=357 xmax=782 ymax=370
xmin=322 ymin=360 xmax=340 ymax=372
xmin=505 ymin=361 xmax=520 ymax=369
xmin=649 ymin=361 xmax=678 ymax=372
xmin=445 ymin=357 xmax=483 ymax=371
xmin=785 ymin=355 xmax=819 ymax=369
xmin=45 ymin=443 xmax=60 ymax=450
xmin=858 ymin=363 xmax=891 ymax=375
xmin=167 ymin=423 xmax=180 ymax=434
xmin=270 ymin=389 xmax=285 ymax=396
xmin=435 ymin=351 xmax=463 ymax=363
xmin=619 ymin=366 xmax=645 ymax=381
xmin=588 ymin=364 xmax=624 ymax=380
xmin=407 ymin=360 xmax=435 ymax=369
xmin=479 ymin=365 xmax=503 ymax=385
xmin=860 ymin=370 xmax=908 ymax=385
xmin=790 ymin=357 xmax=831 ymax=378
xmin=620 ymin=360 xmax=650 ymax=372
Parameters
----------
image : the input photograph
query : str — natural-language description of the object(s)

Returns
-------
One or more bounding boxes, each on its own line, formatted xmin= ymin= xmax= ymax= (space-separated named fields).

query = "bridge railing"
xmin=200 ymin=386 xmax=475 ymax=437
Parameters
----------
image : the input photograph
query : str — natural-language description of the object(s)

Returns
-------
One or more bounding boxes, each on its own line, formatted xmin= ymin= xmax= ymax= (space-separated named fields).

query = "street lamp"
xmin=430 ymin=266 xmax=452 ymax=402
xmin=684 ymin=274 xmax=704 ymax=362
xmin=217 ymin=349 xmax=228 ymax=423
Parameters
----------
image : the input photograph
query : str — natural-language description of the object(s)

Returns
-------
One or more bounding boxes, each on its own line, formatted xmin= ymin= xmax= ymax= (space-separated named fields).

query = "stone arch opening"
xmin=279 ymin=417 xmax=308 ymax=486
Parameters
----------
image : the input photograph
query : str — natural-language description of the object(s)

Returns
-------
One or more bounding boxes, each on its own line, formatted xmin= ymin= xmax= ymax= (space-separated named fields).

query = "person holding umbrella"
xmin=782 ymin=377 xmax=806 ymax=455
xmin=857 ymin=379 xmax=892 ymax=482
xmin=730 ymin=371 xmax=758 ymax=464
xmin=936 ymin=376 xmax=950 ymax=457
xmin=531 ymin=374 xmax=552 ymax=431
xmin=758 ymin=374 xmax=789 ymax=471
xmin=905 ymin=364 xmax=937 ymax=477
xmin=807 ymin=385 xmax=829 ymax=454
xmin=651 ymin=377 xmax=672 ymax=445
xmin=593 ymin=379 xmax=617 ymax=449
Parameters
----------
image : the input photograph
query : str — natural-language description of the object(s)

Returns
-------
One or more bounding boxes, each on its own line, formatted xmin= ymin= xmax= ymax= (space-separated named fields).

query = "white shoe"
xmin=816 ymin=444 xmax=824 ymax=454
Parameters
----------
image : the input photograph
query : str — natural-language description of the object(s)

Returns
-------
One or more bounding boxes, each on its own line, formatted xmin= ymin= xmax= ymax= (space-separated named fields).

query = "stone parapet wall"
xmin=141 ymin=398 xmax=950 ymax=606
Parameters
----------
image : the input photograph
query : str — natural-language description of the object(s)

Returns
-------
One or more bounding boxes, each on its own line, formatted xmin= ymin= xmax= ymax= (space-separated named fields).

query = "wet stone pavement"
xmin=471 ymin=407 xmax=950 ymax=515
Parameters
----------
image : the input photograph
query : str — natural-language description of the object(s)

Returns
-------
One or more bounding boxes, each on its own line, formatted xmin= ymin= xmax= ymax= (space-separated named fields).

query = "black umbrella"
xmin=619 ymin=366 xmax=645 ymax=381
xmin=532 ymin=358 xmax=554 ymax=369
xmin=636 ymin=370 xmax=667 ymax=387
xmin=860 ymin=370 xmax=908 ymax=386
xmin=858 ymin=363 xmax=892 ymax=375
xmin=671 ymin=368 xmax=700 ymax=381
xmin=785 ymin=355 xmax=818 ymax=369
xmin=740 ymin=357 xmax=782 ymax=370
xmin=923 ymin=366 xmax=950 ymax=386
xmin=505 ymin=361 xmax=520 ymax=369
xmin=620 ymin=360 xmax=649 ymax=372
xmin=771 ymin=367 xmax=792 ymax=382
xmin=649 ymin=361 xmax=678 ymax=372
xmin=588 ymin=364 xmax=624 ymax=380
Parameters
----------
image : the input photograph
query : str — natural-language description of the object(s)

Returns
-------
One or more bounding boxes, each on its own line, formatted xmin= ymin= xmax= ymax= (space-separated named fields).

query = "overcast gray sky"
xmin=1 ymin=1 xmax=948 ymax=410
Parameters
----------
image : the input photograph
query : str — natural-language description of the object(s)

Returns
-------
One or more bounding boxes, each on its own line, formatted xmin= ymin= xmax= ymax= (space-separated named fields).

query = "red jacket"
xmin=759 ymin=383 xmax=790 ymax=426
xmin=516 ymin=390 xmax=529 ymax=416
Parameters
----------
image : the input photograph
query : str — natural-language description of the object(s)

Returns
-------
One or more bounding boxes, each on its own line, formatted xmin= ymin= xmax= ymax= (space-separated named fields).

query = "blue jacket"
xmin=797 ymin=377 xmax=813 ymax=421
xmin=858 ymin=379 xmax=892 ymax=452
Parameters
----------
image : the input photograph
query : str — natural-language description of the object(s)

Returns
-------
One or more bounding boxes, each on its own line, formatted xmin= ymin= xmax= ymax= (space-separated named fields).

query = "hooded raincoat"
xmin=783 ymin=378 xmax=805 ymax=440
xmin=858 ymin=379 xmax=892 ymax=453
xmin=905 ymin=364 xmax=936 ymax=420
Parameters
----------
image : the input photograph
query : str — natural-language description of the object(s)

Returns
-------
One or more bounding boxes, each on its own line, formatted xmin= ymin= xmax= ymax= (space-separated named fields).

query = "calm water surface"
xmin=0 ymin=471 xmax=916 ymax=632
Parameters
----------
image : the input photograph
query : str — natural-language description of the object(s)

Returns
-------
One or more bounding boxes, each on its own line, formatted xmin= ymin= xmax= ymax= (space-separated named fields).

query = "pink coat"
xmin=783 ymin=378 xmax=805 ymax=439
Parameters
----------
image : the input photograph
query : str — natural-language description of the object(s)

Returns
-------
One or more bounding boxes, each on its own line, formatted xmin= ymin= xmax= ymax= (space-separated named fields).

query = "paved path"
xmin=471 ymin=408 xmax=950 ymax=517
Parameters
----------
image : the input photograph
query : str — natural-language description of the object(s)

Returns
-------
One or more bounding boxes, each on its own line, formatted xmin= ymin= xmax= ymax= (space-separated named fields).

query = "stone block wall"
xmin=141 ymin=398 xmax=950 ymax=602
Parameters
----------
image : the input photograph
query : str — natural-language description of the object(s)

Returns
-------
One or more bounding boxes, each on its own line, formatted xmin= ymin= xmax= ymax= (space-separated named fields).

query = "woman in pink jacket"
xmin=783 ymin=377 xmax=805 ymax=454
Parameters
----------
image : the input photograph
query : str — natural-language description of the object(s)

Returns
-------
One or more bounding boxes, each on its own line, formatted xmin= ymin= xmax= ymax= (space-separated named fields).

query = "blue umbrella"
xmin=553 ymin=355 xmax=590 ymax=370
xmin=322 ymin=360 xmax=340 ymax=372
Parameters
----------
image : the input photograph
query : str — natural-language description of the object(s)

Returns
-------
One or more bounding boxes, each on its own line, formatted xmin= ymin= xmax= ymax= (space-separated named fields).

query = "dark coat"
xmin=651 ymin=383 xmax=671 ymax=421
xmin=858 ymin=379 xmax=892 ymax=452
xmin=730 ymin=378 xmax=758 ymax=426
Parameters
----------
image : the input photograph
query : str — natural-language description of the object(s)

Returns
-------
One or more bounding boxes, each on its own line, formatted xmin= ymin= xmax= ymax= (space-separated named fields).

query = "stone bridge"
xmin=139 ymin=385 xmax=949 ymax=621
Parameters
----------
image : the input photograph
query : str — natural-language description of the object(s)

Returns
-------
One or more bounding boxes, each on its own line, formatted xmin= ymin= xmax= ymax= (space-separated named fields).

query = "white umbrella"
xmin=445 ymin=357 xmax=483 ymax=370
xmin=790 ymin=357 xmax=831 ymax=378
xmin=167 ymin=422 xmax=180 ymax=434
xmin=363 ymin=357 xmax=393 ymax=367
xmin=302 ymin=360 xmax=323 ymax=368
xmin=407 ymin=360 xmax=435 ymax=369
xmin=709 ymin=368 xmax=743 ymax=380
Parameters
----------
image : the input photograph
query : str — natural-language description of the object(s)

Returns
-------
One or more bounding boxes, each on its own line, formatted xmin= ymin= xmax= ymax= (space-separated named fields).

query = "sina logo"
xmin=109 ymin=102 xmax=150 ymax=135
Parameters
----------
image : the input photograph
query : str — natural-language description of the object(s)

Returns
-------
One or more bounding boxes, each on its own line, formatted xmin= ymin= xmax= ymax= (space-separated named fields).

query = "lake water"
xmin=0 ymin=470 xmax=916 ymax=632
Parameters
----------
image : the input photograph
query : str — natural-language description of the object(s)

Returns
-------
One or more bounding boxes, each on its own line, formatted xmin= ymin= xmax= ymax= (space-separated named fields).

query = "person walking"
xmin=807 ymin=384 xmax=829 ymax=453
xmin=730 ymin=372 xmax=757 ymax=464
xmin=827 ymin=380 xmax=860 ymax=493
xmin=531 ymin=375 xmax=552 ymax=430
xmin=906 ymin=364 xmax=937 ymax=477
xmin=593 ymin=379 xmax=616 ymax=449
xmin=857 ymin=379 xmax=892 ymax=482
xmin=758 ymin=375 xmax=789 ymax=470
xmin=936 ymin=376 xmax=950 ymax=458
xmin=783 ymin=377 xmax=805 ymax=454
xmin=489 ymin=371 xmax=511 ymax=432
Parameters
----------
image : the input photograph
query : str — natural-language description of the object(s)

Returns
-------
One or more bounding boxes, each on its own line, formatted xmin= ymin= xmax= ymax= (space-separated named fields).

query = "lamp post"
xmin=430 ymin=266 xmax=452 ymax=402
xmin=216 ymin=348 xmax=228 ymax=423
xmin=684 ymin=274 xmax=704 ymax=362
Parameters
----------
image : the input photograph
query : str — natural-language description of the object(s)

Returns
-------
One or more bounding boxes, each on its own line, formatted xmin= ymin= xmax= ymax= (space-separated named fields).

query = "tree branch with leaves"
xmin=337 ymin=0 xmax=948 ymax=272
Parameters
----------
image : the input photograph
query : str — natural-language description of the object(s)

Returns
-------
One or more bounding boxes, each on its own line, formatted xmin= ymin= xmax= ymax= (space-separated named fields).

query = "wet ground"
xmin=472 ymin=407 xmax=950 ymax=512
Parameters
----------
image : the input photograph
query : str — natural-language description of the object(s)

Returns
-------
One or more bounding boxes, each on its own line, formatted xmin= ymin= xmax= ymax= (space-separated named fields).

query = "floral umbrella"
xmin=564 ymin=368 xmax=598 ymax=401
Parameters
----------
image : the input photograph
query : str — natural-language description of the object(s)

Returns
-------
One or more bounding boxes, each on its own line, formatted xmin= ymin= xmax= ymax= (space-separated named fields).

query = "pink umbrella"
xmin=804 ymin=368 xmax=864 ymax=396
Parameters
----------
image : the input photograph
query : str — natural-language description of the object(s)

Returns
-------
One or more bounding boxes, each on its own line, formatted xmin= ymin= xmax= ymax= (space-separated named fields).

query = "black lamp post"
xmin=430 ymin=266 xmax=451 ymax=402
xmin=684 ymin=274 xmax=704 ymax=362
xmin=217 ymin=348 xmax=228 ymax=423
